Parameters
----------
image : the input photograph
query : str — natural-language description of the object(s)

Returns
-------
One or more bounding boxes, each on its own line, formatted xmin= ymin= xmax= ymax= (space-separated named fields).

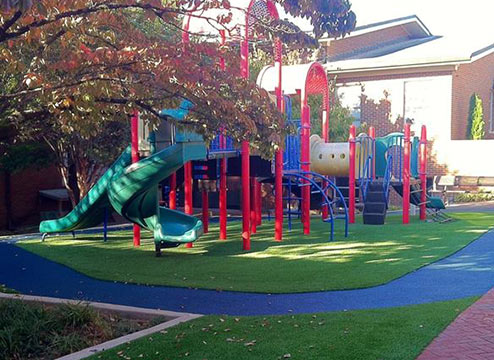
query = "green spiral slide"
xmin=39 ymin=136 xmax=207 ymax=252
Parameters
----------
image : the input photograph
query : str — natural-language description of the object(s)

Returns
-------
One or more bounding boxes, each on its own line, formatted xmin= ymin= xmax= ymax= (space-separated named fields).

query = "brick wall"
xmin=335 ymin=73 xmax=455 ymax=176
xmin=0 ymin=166 xmax=63 ymax=229
xmin=325 ymin=25 xmax=411 ymax=60
xmin=360 ymin=94 xmax=402 ymax=137
xmin=451 ymin=52 xmax=494 ymax=140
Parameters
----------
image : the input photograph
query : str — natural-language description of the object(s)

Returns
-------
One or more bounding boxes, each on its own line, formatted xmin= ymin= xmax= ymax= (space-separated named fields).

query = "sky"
xmin=349 ymin=0 xmax=494 ymax=49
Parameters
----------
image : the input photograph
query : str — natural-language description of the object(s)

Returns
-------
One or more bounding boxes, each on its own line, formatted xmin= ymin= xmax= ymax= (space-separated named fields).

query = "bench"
xmin=430 ymin=176 xmax=465 ymax=204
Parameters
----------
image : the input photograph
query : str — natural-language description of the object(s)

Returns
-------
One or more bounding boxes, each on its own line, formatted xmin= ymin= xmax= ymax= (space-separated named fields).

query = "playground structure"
xmin=39 ymin=118 xmax=207 ymax=256
xmin=38 ymin=0 xmax=448 ymax=255
xmin=257 ymin=62 xmax=349 ymax=240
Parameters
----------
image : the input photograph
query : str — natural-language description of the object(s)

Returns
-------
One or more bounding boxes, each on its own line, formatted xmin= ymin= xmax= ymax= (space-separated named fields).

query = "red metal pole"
xmin=403 ymin=124 xmax=411 ymax=224
xmin=274 ymin=143 xmax=283 ymax=239
xmin=218 ymin=30 xmax=228 ymax=240
xmin=349 ymin=125 xmax=356 ymax=224
xmin=219 ymin=155 xmax=227 ymax=239
xmin=419 ymin=125 xmax=427 ymax=221
xmin=184 ymin=161 xmax=194 ymax=247
xmin=169 ymin=173 xmax=177 ymax=210
xmin=240 ymin=40 xmax=249 ymax=79
xmin=251 ymin=178 xmax=257 ymax=234
xmin=242 ymin=141 xmax=251 ymax=250
xmin=131 ymin=110 xmax=141 ymax=246
xmin=256 ymin=180 xmax=262 ymax=225
xmin=181 ymin=28 xmax=195 ymax=245
xmin=274 ymin=91 xmax=283 ymax=241
xmin=202 ymin=189 xmax=209 ymax=233
xmin=240 ymin=36 xmax=250 ymax=250
xmin=219 ymin=30 xmax=226 ymax=71
xmin=274 ymin=50 xmax=284 ymax=241
xmin=219 ymin=157 xmax=227 ymax=240
xmin=322 ymin=109 xmax=329 ymax=143
xmin=368 ymin=126 xmax=376 ymax=180
xmin=321 ymin=109 xmax=329 ymax=220
xmin=301 ymin=101 xmax=311 ymax=234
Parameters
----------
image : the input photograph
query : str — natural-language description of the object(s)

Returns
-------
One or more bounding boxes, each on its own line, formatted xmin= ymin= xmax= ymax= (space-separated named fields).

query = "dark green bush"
xmin=0 ymin=300 xmax=160 ymax=360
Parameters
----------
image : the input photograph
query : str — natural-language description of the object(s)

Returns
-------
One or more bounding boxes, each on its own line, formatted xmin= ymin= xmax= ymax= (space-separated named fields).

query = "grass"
xmin=90 ymin=297 xmax=477 ymax=360
xmin=0 ymin=299 xmax=166 ymax=360
xmin=17 ymin=212 xmax=494 ymax=293
xmin=0 ymin=284 xmax=18 ymax=294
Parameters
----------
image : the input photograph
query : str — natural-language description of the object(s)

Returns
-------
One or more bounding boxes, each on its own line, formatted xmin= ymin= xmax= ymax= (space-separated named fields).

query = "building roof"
xmin=323 ymin=15 xmax=494 ymax=74
xmin=328 ymin=35 xmax=441 ymax=62
xmin=320 ymin=15 xmax=433 ymax=42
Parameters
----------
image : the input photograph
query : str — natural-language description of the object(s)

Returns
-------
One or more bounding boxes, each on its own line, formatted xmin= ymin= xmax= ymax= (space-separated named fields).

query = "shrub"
xmin=455 ymin=191 xmax=494 ymax=203
xmin=0 ymin=300 xmax=161 ymax=359
xmin=467 ymin=94 xmax=485 ymax=140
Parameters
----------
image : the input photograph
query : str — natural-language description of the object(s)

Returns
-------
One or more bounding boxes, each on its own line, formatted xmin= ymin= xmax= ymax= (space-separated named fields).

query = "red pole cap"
xmin=349 ymin=124 xmax=356 ymax=141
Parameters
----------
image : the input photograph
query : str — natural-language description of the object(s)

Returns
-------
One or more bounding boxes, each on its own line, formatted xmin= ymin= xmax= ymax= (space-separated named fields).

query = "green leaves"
xmin=468 ymin=93 xmax=485 ymax=140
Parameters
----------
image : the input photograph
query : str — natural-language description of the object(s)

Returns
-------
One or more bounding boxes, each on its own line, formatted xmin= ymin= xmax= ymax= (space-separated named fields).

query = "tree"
xmin=1 ymin=0 xmax=356 ymax=204
xmin=467 ymin=93 xmax=485 ymax=140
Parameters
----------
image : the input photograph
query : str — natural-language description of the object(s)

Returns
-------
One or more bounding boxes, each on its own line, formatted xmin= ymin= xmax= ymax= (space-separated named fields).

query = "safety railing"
xmin=355 ymin=134 xmax=375 ymax=180
xmin=382 ymin=134 xmax=404 ymax=183
xmin=383 ymin=154 xmax=393 ymax=204
xmin=358 ymin=155 xmax=373 ymax=202
xmin=282 ymin=171 xmax=349 ymax=241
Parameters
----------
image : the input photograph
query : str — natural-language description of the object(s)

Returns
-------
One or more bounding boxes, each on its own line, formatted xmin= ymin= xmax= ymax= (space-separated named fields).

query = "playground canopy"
xmin=257 ymin=62 xmax=329 ymax=100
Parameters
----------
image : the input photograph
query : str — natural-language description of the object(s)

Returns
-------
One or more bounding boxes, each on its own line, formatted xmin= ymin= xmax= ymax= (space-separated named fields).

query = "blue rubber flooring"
xmin=1 ymin=230 xmax=494 ymax=316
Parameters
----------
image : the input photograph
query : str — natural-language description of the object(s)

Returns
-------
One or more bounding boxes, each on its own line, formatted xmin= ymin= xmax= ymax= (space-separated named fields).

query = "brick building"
xmin=321 ymin=15 xmax=494 ymax=176
xmin=0 ymin=166 xmax=64 ymax=230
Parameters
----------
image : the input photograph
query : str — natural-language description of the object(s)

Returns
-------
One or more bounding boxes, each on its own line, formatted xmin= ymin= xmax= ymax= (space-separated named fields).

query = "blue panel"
xmin=209 ymin=133 xmax=236 ymax=153
xmin=282 ymin=96 xmax=302 ymax=171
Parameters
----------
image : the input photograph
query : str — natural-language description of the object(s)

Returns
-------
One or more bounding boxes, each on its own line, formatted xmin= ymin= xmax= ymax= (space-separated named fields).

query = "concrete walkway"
xmin=2 ymin=227 xmax=494 ymax=316
xmin=417 ymin=288 xmax=494 ymax=360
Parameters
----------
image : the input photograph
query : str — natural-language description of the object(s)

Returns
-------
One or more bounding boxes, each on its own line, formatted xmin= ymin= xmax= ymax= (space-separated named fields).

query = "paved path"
xmin=417 ymin=288 xmax=494 ymax=360
xmin=2 ymin=228 xmax=494 ymax=316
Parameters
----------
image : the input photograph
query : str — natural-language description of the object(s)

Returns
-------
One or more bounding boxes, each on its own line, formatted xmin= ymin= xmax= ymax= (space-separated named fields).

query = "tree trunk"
xmin=58 ymin=164 xmax=78 ymax=207
xmin=68 ymin=163 xmax=80 ymax=204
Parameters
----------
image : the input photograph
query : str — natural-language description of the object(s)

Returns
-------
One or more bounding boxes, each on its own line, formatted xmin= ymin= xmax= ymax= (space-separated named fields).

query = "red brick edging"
xmin=417 ymin=289 xmax=494 ymax=360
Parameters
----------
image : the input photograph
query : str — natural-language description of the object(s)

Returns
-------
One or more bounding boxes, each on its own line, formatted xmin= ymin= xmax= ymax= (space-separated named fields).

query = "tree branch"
xmin=0 ymin=76 xmax=136 ymax=99
xmin=0 ymin=2 xmax=178 ymax=43
xmin=0 ymin=10 xmax=22 ymax=35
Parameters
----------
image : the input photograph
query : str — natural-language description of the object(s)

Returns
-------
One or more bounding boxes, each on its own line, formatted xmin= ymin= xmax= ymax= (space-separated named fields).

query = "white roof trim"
xmin=324 ymin=43 xmax=494 ymax=75
xmin=324 ymin=60 xmax=464 ymax=75
xmin=471 ymin=45 xmax=494 ymax=62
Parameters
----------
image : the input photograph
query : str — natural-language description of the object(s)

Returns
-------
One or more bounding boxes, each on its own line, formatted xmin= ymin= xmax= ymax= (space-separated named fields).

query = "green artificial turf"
xmin=89 ymin=297 xmax=477 ymax=360
xmin=18 ymin=213 xmax=493 ymax=293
